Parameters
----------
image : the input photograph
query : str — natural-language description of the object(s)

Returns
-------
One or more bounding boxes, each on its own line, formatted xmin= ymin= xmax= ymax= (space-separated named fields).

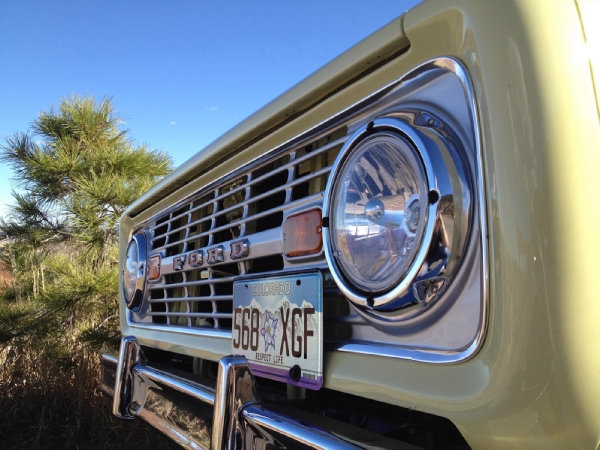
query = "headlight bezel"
xmin=122 ymin=233 xmax=147 ymax=312
xmin=323 ymin=118 xmax=439 ymax=308
xmin=323 ymin=113 xmax=473 ymax=318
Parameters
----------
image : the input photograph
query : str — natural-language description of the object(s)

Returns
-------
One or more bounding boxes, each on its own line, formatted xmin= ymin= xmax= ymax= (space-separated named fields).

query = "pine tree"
xmin=0 ymin=95 xmax=172 ymax=350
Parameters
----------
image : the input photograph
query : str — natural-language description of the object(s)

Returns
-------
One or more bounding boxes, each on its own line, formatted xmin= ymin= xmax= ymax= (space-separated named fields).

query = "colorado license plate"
xmin=232 ymin=272 xmax=323 ymax=390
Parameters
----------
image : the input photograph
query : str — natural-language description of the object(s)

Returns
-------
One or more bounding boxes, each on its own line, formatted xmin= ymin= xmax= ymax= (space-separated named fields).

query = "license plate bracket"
xmin=232 ymin=272 xmax=323 ymax=390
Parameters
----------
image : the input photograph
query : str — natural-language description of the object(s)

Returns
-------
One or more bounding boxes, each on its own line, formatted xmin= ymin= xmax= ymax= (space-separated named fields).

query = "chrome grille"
xmin=127 ymin=58 xmax=487 ymax=363
xmin=136 ymin=128 xmax=348 ymax=330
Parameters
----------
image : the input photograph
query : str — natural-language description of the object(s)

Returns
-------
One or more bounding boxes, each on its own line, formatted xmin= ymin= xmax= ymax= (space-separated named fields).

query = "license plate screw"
xmin=289 ymin=365 xmax=301 ymax=382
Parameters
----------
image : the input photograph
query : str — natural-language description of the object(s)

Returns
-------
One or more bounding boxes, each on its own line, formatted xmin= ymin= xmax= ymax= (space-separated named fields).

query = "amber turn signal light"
xmin=148 ymin=255 xmax=161 ymax=281
xmin=283 ymin=209 xmax=323 ymax=257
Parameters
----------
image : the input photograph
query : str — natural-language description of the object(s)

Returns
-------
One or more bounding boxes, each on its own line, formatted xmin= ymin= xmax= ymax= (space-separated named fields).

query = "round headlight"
xmin=123 ymin=233 xmax=147 ymax=311
xmin=323 ymin=117 xmax=441 ymax=311
xmin=330 ymin=133 xmax=428 ymax=293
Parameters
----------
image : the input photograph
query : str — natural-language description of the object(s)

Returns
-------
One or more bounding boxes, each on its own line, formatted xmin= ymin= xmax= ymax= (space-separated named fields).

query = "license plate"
xmin=232 ymin=272 xmax=323 ymax=390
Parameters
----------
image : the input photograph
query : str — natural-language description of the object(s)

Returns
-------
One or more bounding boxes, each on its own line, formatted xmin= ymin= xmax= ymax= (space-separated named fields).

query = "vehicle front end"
xmin=101 ymin=0 xmax=600 ymax=448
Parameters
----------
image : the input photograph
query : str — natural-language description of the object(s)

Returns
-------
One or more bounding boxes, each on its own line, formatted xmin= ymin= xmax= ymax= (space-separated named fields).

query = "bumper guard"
xmin=101 ymin=336 xmax=413 ymax=449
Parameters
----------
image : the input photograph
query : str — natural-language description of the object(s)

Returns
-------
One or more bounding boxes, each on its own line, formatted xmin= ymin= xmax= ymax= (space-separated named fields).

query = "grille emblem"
xmin=207 ymin=246 xmax=224 ymax=264
xmin=173 ymin=254 xmax=186 ymax=271
xmin=189 ymin=250 xmax=203 ymax=266
xmin=230 ymin=239 xmax=249 ymax=260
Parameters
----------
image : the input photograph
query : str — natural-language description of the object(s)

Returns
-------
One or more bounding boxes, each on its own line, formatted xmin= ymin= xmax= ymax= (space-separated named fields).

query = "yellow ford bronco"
xmin=101 ymin=0 xmax=600 ymax=448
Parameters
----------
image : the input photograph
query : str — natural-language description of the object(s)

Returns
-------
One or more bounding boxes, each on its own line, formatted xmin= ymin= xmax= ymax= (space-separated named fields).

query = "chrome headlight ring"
xmin=323 ymin=114 xmax=472 ymax=319
xmin=122 ymin=233 xmax=147 ymax=312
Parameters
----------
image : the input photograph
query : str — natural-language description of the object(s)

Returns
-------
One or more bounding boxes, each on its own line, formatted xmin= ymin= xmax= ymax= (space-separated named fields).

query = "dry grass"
xmin=0 ymin=345 xmax=180 ymax=450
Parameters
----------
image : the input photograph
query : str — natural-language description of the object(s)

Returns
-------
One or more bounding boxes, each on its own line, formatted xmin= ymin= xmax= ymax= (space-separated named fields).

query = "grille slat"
xmin=151 ymin=279 xmax=236 ymax=290
xmin=146 ymin=312 xmax=232 ymax=319
xmin=148 ymin=296 xmax=232 ymax=303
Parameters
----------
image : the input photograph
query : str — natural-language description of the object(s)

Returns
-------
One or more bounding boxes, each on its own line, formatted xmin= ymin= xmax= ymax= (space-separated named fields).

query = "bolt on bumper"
xmin=101 ymin=336 xmax=400 ymax=449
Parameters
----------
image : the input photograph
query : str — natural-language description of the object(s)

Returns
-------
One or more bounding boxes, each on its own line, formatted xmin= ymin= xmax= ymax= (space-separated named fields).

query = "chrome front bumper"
xmin=101 ymin=336 xmax=415 ymax=449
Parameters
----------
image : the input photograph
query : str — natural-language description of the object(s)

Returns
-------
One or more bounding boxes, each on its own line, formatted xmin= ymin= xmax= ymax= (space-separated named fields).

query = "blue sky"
xmin=0 ymin=0 xmax=421 ymax=218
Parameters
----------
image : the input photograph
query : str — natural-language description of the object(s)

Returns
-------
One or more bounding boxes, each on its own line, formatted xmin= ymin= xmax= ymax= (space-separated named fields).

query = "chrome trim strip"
xmin=103 ymin=336 xmax=374 ymax=449
xmin=462 ymin=55 xmax=490 ymax=365
xmin=133 ymin=365 xmax=215 ymax=407
xmin=156 ymin=227 xmax=283 ymax=277
xmin=327 ymin=336 xmax=483 ymax=364
xmin=127 ymin=319 xmax=233 ymax=339
xmin=241 ymin=405 xmax=362 ymax=449
xmin=426 ymin=57 xmax=488 ymax=364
